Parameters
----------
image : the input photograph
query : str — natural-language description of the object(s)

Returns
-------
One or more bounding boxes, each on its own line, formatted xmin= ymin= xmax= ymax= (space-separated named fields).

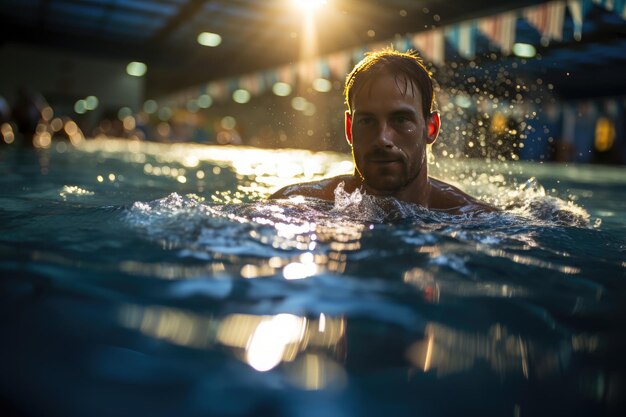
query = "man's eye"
xmin=392 ymin=116 xmax=410 ymax=124
xmin=357 ymin=117 xmax=374 ymax=125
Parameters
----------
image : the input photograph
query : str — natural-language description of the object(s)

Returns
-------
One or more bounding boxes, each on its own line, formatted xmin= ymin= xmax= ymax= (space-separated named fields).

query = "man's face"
xmin=348 ymin=72 xmax=437 ymax=195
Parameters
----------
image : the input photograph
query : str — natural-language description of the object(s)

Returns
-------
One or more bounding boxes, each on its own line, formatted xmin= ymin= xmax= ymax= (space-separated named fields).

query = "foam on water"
xmin=127 ymin=177 xmax=591 ymax=252
xmin=124 ymin=176 xmax=594 ymax=293
xmin=2 ymin=142 xmax=625 ymax=417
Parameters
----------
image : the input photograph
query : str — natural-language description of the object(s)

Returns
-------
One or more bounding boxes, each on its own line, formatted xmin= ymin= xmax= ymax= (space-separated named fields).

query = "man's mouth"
xmin=368 ymin=157 xmax=400 ymax=163
xmin=366 ymin=150 xmax=403 ymax=164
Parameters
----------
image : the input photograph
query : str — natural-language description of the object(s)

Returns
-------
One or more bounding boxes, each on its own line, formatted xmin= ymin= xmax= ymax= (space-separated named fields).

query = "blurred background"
xmin=1 ymin=0 xmax=625 ymax=164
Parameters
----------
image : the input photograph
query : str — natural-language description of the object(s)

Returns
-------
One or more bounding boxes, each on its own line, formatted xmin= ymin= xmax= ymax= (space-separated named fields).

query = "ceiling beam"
xmin=151 ymin=0 xmax=212 ymax=44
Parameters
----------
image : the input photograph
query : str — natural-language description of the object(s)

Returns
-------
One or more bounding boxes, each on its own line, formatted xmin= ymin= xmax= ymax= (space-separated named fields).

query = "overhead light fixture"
xmin=143 ymin=100 xmax=158 ymax=114
xmin=198 ymin=32 xmax=222 ymax=47
xmin=74 ymin=99 xmax=87 ymax=114
xmin=197 ymin=94 xmax=213 ymax=108
xmin=512 ymin=43 xmax=536 ymax=58
xmin=232 ymin=89 xmax=251 ymax=104
xmin=126 ymin=61 xmax=147 ymax=77
xmin=312 ymin=78 xmax=332 ymax=93
xmin=272 ymin=82 xmax=292 ymax=97
xmin=84 ymin=96 xmax=99 ymax=111
xmin=118 ymin=107 xmax=132 ymax=120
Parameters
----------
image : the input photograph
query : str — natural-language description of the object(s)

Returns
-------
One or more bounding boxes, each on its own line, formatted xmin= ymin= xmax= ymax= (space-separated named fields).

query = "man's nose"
xmin=374 ymin=123 xmax=395 ymax=148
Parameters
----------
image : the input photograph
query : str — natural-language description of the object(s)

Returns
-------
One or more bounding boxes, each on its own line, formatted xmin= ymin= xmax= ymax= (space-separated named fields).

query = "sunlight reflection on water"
xmin=2 ymin=138 xmax=625 ymax=417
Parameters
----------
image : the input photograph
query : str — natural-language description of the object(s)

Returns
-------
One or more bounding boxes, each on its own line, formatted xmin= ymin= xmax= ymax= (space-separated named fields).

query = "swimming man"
xmin=270 ymin=49 xmax=495 ymax=214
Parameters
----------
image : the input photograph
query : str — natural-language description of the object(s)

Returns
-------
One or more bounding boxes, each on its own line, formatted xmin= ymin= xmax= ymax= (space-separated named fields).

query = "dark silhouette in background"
xmin=11 ymin=88 xmax=47 ymax=147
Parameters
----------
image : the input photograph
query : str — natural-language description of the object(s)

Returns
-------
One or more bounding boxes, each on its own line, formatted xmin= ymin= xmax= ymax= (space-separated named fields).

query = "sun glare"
xmin=293 ymin=0 xmax=327 ymax=12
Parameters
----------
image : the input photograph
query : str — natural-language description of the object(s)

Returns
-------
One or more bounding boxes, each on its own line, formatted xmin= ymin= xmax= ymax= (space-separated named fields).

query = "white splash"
xmin=59 ymin=185 xmax=95 ymax=201
xmin=332 ymin=181 xmax=363 ymax=210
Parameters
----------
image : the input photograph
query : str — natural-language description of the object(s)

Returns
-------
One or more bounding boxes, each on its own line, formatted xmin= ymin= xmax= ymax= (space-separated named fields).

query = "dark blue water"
xmin=1 ymin=140 xmax=625 ymax=417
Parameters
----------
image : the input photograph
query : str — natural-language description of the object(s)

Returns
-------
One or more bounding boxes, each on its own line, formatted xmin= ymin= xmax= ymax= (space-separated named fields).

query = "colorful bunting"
xmin=445 ymin=21 xmax=478 ymax=59
xmin=277 ymin=65 xmax=295 ymax=84
xmin=594 ymin=0 xmax=626 ymax=16
xmin=411 ymin=29 xmax=445 ymax=66
xmin=568 ymin=0 xmax=584 ymax=40
xmin=478 ymin=12 xmax=517 ymax=55
xmin=326 ymin=51 xmax=352 ymax=79
xmin=163 ymin=0 xmax=624 ymax=108
xmin=523 ymin=1 xmax=566 ymax=45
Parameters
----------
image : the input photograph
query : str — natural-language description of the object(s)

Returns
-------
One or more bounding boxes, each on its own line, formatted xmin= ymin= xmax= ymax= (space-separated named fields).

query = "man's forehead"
xmin=352 ymin=72 xmax=422 ymax=108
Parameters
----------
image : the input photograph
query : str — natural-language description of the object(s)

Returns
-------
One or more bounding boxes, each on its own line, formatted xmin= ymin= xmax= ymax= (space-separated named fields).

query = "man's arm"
xmin=268 ymin=176 xmax=352 ymax=201
xmin=428 ymin=177 xmax=498 ymax=214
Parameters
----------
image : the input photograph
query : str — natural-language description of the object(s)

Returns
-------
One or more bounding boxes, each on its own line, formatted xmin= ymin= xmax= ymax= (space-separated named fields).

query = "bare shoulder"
xmin=268 ymin=175 xmax=358 ymax=201
xmin=428 ymin=177 xmax=498 ymax=214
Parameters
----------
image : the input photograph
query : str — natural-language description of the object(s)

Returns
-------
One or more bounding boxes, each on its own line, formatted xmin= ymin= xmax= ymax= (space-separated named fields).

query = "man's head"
xmin=344 ymin=49 xmax=435 ymax=120
xmin=343 ymin=49 xmax=440 ymax=196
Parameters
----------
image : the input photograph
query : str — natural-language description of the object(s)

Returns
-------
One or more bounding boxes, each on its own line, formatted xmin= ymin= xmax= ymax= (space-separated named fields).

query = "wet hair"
xmin=344 ymin=49 xmax=435 ymax=118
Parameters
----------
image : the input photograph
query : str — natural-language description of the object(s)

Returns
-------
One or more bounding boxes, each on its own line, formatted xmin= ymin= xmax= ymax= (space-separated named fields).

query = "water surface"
xmin=1 ymin=139 xmax=625 ymax=417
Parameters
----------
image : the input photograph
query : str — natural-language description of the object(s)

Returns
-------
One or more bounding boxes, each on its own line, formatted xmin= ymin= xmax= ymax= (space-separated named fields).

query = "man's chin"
xmin=363 ymin=178 xmax=405 ymax=195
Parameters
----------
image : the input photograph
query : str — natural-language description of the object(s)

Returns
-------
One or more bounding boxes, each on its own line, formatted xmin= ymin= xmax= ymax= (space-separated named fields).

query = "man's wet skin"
xmin=270 ymin=54 xmax=496 ymax=215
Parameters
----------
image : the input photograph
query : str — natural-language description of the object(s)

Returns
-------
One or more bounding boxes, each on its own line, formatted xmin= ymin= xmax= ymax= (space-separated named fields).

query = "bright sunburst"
xmin=292 ymin=0 xmax=328 ymax=13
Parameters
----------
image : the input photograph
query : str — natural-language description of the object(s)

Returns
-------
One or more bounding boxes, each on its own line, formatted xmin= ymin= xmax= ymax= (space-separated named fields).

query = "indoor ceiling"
xmin=1 ymin=0 xmax=625 ymax=99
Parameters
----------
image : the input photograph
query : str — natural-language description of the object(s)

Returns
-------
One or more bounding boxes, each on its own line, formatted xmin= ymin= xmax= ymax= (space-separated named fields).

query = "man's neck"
xmin=357 ymin=173 xmax=432 ymax=207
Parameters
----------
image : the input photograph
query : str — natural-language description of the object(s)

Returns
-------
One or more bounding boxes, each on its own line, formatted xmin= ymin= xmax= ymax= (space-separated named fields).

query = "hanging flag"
xmin=277 ymin=64 xmax=296 ymax=84
xmin=239 ymin=74 xmax=260 ymax=95
xmin=598 ymin=0 xmax=626 ymax=14
xmin=296 ymin=59 xmax=316 ymax=83
xmin=478 ymin=12 xmax=517 ymax=55
xmin=593 ymin=0 xmax=612 ymax=10
xmin=411 ymin=29 xmax=445 ymax=66
xmin=255 ymin=73 xmax=267 ymax=95
xmin=523 ymin=1 xmax=566 ymax=45
xmin=263 ymin=69 xmax=278 ymax=88
xmin=445 ymin=21 xmax=478 ymax=59
xmin=326 ymin=51 xmax=352 ymax=79
xmin=393 ymin=36 xmax=412 ymax=52
xmin=207 ymin=81 xmax=227 ymax=101
xmin=368 ymin=41 xmax=390 ymax=52
xmin=226 ymin=79 xmax=239 ymax=95
xmin=317 ymin=58 xmax=331 ymax=79
xmin=352 ymin=48 xmax=367 ymax=63
xmin=567 ymin=0 xmax=584 ymax=40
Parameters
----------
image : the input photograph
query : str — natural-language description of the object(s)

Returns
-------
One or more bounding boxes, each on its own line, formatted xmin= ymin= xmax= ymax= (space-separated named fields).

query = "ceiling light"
xmin=74 ymin=100 xmax=86 ymax=114
xmin=233 ymin=89 xmax=251 ymax=104
xmin=126 ymin=61 xmax=147 ymax=77
xmin=198 ymin=32 xmax=222 ymax=47
xmin=312 ymin=78 xmax=332 ymax=93
xmin=272 ymin=82 xmax=292 ymax=96
xmin=84 ymin=96 xmax=98 ymax=110
xmin=512 ymin=43 xmax=536 ymax=58
xmin=143 ymin=100 xmax=158 ymax=114
xmin=197 ymin=94 xmax=213 ymax=108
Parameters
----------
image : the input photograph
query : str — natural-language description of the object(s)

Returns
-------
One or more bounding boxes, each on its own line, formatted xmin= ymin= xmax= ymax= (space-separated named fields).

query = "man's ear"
xmin=345 ymin=111 xmax=353 ymax=146
xmin=426 ymin=111 xmax=440 ymax=145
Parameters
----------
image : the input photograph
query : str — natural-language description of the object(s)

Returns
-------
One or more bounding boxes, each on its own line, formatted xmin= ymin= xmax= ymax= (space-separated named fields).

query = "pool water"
xmin=1 ymin=138 xmax=625 ymax=417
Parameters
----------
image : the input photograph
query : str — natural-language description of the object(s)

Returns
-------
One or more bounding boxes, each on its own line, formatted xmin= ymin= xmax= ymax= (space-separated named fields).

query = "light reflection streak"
xmin=119 ymin=260 xmax=226 ymax=279
xmin=59 ymin=185 xmax=95 ymax=201
xmin=479 ymin=246 xmax=581 ymax=274
xmin=246 ymin=314 xmax=307 ymax=371
xmin=283 ymin=261 xmax=318 ymax=280
xmin=286 ymin=353 xmax=347 ymax=390
xmin=405 ymin=322 xmax=601 ymax=379
xmin=403 ymin=268 xmax=440 ymax=303
xmin=77 ymin=138 xmax=353 ymax=200
xmin=404 ymin=266 xmax=526 ymax=300
xmin=119 ymin=305 xmax=346 ymax=387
